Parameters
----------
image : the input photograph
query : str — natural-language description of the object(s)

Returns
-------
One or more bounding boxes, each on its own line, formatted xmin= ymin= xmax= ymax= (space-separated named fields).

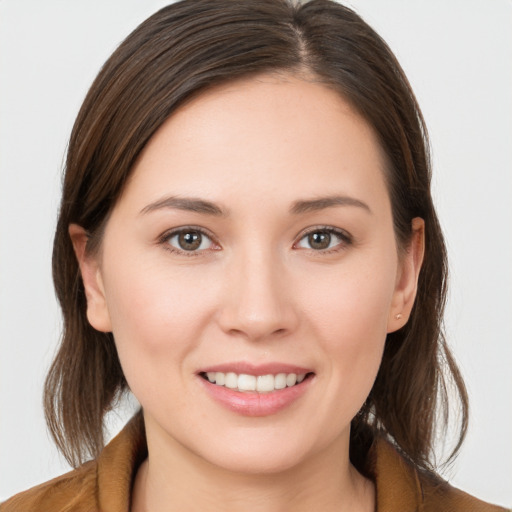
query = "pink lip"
xmin=199 ymin=362 xmax=312 ymax=376
xmin=197 ymin=363 xmax=314 ymax=417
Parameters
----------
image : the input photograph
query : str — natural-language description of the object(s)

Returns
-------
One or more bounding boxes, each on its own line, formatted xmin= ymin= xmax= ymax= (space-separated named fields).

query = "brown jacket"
xmin=1 ymin=415 xmax=508 ymax=512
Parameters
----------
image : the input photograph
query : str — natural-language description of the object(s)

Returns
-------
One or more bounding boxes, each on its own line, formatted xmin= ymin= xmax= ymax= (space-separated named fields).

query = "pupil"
xmin=179 ymin=231 xmax=201 ymax=250
xmin=309 ymin=231 xmax=331 ymax=250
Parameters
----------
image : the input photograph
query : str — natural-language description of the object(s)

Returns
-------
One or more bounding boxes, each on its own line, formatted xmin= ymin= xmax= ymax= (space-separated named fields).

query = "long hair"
xmin=46 ymin=0 xmax=468 ymax=470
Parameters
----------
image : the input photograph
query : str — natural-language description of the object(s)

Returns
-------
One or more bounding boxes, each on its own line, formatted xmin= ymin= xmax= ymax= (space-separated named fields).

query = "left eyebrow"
xmin=139 ymin=196 xmax=227 ymax=216
xmin=290 ymin=195 xmax=372 ymax=215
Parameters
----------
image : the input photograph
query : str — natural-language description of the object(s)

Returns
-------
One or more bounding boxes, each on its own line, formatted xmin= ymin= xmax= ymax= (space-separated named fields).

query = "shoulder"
xmin=419 ymin=472 xmax=508 ymax=512
xmin=1 ymin=413 xmax=147 ymax=512
xmin=369 ymin=437 xmax=509 ymax=512
xmin=0 ymin=461 xmax=98 ymax=512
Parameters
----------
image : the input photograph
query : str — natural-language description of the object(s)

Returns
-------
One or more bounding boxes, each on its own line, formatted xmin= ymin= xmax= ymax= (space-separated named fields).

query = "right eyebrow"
xmin=139 ymin=196 xmax=227 ymax=217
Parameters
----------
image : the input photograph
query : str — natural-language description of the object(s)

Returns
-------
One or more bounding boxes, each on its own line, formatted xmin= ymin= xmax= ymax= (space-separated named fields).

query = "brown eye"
xmin=178 ymin=231 xmax=202 ymax=250
xmin=295 ymin=228 xmax=351 ymax=252
xmin=308 ymin=231 xmax=331 ymax=250
xmin=166 ymin=229 xmax=214 ymax=253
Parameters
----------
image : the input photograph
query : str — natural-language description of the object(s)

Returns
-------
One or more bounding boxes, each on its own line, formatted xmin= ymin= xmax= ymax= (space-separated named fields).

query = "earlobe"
xmin=68 ymin=224 xmax=112 ymax=333
xmin=387 ymin=218 xmax=425 ymax=333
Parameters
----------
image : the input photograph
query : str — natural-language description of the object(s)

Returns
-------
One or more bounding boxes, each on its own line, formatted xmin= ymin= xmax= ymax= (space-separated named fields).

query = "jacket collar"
xmin=97 ymin=412 xmax=147 ymax=512
xmin=367 ymin=437 xmax=423 ymax=511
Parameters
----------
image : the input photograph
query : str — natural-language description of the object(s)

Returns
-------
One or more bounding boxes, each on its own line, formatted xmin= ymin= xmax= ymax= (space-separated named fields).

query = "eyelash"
xmin=295 ymin=226 xmax=353 ymax=254
xmin=158 ymin=225 xmax=353 ymax=257
xmin=158 ymin=226 xmax=219 ymax=257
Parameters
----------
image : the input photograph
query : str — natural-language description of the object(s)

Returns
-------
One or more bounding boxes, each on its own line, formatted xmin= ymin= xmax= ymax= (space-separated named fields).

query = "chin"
xmin=188 ymin=422 xmax=345 ymax=477
xmin=202 ymin=442 xmax=311 ymax=476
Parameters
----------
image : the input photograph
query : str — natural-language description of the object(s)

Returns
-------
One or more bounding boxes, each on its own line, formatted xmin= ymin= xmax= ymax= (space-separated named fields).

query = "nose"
xmin=217 ymin=248 xmax=299 ymax=342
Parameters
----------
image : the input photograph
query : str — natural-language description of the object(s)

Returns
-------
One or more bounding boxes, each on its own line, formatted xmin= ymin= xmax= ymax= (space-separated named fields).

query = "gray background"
xmin=1 ymin=0 xmax=511 ymax=506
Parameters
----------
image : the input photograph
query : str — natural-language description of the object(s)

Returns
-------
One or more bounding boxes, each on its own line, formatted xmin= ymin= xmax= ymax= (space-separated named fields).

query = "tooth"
xmin=210 ymin=371 xmax=307 ymax=391
xmin=286 ymin=373 xmax=297 ymax=387
xmin=225 ymin=372 xmax=238 ymax=389
xmin=238 ymin=374 xmax=256 ymax=391
xmin=256 ymin=374 xmax=275 ymax=392
xmin=274 ymin=373 xmax=287 ymax=390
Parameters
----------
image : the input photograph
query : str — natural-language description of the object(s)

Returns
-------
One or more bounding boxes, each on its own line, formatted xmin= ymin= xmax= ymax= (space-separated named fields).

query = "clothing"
xmin=1 ymin=413 xmax=508 ymax=512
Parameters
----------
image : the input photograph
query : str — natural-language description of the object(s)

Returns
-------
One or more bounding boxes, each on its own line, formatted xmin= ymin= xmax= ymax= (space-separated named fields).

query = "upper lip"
xmin=198 ymin=362 xmax=313 ymax=376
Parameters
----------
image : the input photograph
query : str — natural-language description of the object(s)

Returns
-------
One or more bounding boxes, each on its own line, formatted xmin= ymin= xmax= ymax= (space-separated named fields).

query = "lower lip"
xmin=198 ymin=376 xmax=313 ymax=417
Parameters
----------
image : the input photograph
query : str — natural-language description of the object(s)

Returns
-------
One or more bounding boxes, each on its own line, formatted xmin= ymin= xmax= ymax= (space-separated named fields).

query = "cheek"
xmin=298 ymin=251 xmax=396 ymax=402
xmin=100 ymin=256 xmax=220 ymax=391
xmin=104 ymin=251 xmax=214 ymax=334
xmin=301 ymin=251 xmax=397 ymax=339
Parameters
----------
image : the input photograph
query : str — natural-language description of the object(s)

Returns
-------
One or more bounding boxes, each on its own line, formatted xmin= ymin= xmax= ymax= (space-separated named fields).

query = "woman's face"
xmin=77 ymin=73 xmax=421 ymax=474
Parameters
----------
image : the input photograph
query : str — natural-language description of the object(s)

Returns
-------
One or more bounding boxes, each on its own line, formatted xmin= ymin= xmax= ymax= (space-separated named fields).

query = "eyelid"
xmin=158 ymin=225 xmax=220 ymax=256
xmin=293 ymin=225 xmax=353 ymax=251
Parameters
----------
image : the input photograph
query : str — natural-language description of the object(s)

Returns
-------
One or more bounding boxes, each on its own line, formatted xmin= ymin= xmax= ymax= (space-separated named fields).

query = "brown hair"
xmin=46 ymin=0 xmax=468 ymax=471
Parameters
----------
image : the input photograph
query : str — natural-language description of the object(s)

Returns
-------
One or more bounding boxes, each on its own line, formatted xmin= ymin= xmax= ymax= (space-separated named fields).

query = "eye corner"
xmin=158 ymin=226 xmax=220 ymax=256
xmin=293 ymin=226 xmax=353 ymax=253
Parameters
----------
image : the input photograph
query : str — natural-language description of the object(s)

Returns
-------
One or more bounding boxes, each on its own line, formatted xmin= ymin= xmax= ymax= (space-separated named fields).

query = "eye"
xmin=163 ymin=228 xmax=216 ymax=253
xmin=295 ymin=227 xmax=351 ymax=252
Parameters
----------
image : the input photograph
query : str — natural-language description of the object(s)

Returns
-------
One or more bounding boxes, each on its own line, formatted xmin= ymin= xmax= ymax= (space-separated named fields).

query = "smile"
xmin=202 ymin=371 xmax=308 ymax=393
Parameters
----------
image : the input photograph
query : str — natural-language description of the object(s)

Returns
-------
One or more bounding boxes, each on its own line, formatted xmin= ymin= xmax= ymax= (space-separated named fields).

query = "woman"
xmin=1 ymin=0 xmax=508 ymax=510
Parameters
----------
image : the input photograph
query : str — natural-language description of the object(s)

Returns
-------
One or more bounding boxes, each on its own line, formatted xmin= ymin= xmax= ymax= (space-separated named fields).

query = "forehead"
xmin=122 ymin=73 xmax=389 ymax=214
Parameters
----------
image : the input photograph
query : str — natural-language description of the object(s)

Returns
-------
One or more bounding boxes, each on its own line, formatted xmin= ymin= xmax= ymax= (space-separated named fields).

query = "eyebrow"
xmin=290 ymin=195 xmax=372 ymax=215
xmin=140 ymin=196 xmax=227 ymax=216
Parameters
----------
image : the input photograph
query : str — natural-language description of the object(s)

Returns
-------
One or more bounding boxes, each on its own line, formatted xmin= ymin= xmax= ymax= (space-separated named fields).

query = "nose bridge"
xmin=218 ymin=242 xmax=297 ymax=341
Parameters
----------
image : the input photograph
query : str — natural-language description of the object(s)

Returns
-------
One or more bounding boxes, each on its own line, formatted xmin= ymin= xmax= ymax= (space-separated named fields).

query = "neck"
xmin=131 ymin=417 xmax=375 ymax=512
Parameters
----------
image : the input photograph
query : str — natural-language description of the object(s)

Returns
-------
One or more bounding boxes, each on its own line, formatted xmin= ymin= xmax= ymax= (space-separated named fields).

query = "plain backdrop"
xmin=0 ymin=0 xmax=511 ymax=506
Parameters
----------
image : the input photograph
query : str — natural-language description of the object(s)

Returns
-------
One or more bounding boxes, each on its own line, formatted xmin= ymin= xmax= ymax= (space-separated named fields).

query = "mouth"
xmin=197 ymin=365 xmax=315 ymax=416
xmin=199 ymin=371 xmax=314 ymax=393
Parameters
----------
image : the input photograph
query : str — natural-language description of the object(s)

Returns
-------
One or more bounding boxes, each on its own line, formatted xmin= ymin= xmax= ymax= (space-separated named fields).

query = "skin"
xmin=71 ymin=73 xmax=424 ymax=512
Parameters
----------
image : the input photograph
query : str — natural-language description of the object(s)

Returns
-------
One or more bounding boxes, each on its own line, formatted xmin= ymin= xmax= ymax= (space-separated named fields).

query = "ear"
xmin=69 ymin=224 xmax=112 ymax=332
xmin=387 ymin=217 xmax=425 ymax=333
